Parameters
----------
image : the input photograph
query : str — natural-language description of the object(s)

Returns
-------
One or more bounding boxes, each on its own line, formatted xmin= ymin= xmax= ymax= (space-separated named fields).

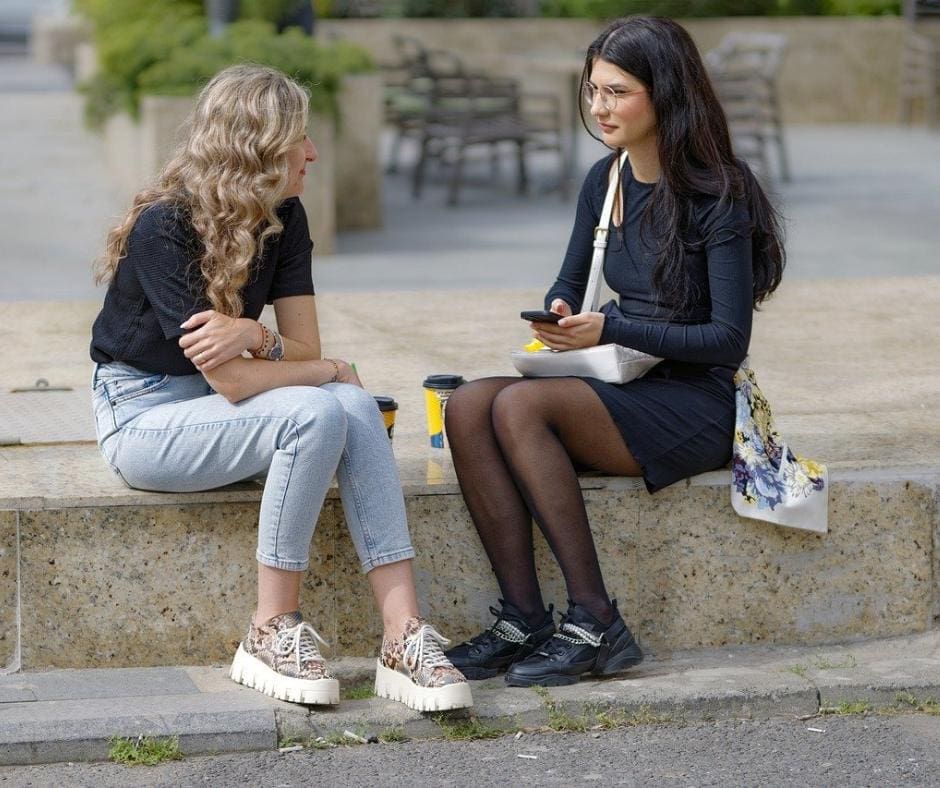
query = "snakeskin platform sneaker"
xmin=374 ymin=616 xmax=473 ymax=712
xmin=230 ymin=611 xmax=339 ymax=705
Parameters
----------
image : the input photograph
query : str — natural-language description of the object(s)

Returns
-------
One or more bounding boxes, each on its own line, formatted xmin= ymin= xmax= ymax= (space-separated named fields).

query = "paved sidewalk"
xmin=0 ymin=632 xmax=937 ymax=766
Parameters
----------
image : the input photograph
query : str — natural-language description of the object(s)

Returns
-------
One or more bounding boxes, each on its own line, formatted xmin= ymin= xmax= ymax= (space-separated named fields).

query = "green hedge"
xmin=539 ymin=0 xmax=898 ymax=14
xmin=320 ymin=0 xmax=899 ymax=14
xmin=78 ymin=3 xmax=373 ymax=128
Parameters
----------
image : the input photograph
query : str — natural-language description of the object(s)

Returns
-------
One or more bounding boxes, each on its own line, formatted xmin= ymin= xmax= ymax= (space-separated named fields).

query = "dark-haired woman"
xmin=444 ymin=16 xmax=785 ymax=687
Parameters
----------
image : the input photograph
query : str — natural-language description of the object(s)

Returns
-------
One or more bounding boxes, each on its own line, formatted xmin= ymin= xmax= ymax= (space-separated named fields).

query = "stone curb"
xmin=277 ymin=633 xmax=940 ymax=746
xmin=1 ymin=633 xmax=938 ymax=766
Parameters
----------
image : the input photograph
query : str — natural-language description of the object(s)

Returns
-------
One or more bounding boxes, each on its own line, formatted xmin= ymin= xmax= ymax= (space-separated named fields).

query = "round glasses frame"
xmin=581 ymin=82 xmax=646 ymax=112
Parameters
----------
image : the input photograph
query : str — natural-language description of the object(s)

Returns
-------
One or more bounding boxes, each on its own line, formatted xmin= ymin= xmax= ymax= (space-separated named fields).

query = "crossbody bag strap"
xmin=581 ymin=150 xmax=628 ymax=314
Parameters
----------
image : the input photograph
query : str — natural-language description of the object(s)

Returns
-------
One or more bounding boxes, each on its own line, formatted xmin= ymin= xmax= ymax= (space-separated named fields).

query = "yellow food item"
xmin=524 ymin=339 xmax=548 ymax=353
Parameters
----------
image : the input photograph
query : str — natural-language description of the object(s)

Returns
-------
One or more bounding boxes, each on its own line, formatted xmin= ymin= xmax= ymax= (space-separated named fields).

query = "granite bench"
xmin=2 ymin=443 xmax=936 ymax=672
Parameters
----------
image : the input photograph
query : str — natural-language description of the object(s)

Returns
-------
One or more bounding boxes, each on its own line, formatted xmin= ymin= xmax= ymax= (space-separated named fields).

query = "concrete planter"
xmin=335 ymin=72 xmax=384 ymax=231
xmin=29 ymin=14 xmax=92 ymax=73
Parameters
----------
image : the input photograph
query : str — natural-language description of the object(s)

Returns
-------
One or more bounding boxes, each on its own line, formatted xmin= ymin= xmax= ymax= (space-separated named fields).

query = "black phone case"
xmin=520 ymin=310 xmax=563 ymax=323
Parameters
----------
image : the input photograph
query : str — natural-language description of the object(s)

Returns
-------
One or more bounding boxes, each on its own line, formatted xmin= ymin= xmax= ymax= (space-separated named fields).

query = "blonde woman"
xmin=89 ymin=64 xmax=471 ymax=712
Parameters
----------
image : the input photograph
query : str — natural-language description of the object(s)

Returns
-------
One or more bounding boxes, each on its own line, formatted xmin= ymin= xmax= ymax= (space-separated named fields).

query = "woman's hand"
xmin=533 ymin=309 xmax=605 ymax=350
xmin=179 ymin=310 xmax=260 ymax=372
xmin=332 ymin=359 xmax=363 ymax=388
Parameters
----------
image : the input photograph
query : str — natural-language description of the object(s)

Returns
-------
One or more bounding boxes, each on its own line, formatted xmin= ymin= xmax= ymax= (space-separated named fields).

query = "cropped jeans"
xmin=91 ymin=362 xmax=415 ymax=573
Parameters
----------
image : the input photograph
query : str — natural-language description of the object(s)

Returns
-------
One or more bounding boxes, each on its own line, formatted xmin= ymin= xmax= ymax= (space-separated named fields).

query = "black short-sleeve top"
xmin=90 ymin=196 xmax=315 ymax=376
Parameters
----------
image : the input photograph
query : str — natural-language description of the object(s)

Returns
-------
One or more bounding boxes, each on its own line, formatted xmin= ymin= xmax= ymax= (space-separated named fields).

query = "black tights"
xmin=444 ymin=377 xmax=642 ymax=627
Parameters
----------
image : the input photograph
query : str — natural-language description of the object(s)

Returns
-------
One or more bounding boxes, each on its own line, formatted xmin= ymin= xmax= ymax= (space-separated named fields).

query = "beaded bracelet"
xmin=250 ymin=324 xmax=281 ymax=360
xmin=324 ymin=358 xmax=340 ymax=383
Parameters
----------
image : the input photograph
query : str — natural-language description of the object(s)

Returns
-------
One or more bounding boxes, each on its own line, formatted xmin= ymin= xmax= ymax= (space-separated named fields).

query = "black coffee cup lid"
xmin=423 ymin=374 xmax=465 ymax=390
xmin=373 ymin=395 xmax=398 ymax=411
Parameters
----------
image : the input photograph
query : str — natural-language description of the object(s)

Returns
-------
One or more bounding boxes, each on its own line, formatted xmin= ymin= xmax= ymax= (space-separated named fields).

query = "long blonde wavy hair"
xmin=97 ymin=64 xmax=310 ymax=317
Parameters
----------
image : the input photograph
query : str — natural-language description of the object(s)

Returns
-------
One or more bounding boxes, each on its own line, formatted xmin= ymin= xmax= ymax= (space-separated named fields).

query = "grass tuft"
xmin=819 ymin=699 xmax=872 ymax=716
xmin=591 ymin=704 xmax=674 ymax=729
xmin=785 ymin=663 xmax=809 ymax=678
xmin=341 ymin=682 xmax=375 ymax=701
xmin=434 ymin=715 xmax=503 ymax=741
xmin=532 ymin=686 xmax=588 ymax=733
xmin=894 ymin=692 xmax=940 ymax=716
xmin=811 ymin=654 xmax=857 ymax=671
xmin=108 ymin=736 xmax=183 ymax=766
xmin=378 ymin=726 xmax=410 ymax=743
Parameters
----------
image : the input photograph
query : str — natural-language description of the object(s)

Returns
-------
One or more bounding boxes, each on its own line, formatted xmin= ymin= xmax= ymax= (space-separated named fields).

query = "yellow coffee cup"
xmin=422 ymin=374 xmax=465 ymax=449
xmin=373 ymin=395 xmax=398 ymax=440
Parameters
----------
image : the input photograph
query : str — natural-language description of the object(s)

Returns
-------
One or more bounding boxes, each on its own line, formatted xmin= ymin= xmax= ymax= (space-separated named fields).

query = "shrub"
xmin=79 ymin=6 xmax=372 ymax=128
xmin=138 ymin=20 xmax=372 ymax=116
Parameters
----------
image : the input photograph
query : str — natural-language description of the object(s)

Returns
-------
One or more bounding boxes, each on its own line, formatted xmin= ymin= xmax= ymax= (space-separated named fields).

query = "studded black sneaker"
xmin=444 ymin=600 xmax=556 ymax=680
xmin=504 ymin=600 xmax=643 ymax=687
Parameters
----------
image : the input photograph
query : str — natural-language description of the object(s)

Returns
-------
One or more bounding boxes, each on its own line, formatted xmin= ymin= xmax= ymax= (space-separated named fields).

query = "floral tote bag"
xmin=732 ymin=360 xmax=828 ymax=533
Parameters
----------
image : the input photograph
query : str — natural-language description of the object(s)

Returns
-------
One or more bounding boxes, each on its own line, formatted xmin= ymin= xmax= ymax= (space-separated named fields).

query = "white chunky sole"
xmin=374 ymin=660 xmax=473 ymax=712
xmin=229 ymin=644 xmax=339 ymax=705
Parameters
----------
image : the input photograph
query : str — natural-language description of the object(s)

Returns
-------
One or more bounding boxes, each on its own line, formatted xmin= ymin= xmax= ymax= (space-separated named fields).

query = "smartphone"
xmin=520 ymin=310 xmax=564 ymax=323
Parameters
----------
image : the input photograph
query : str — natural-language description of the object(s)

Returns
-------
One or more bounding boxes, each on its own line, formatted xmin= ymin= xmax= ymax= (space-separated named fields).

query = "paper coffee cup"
xmin=422 ymin=374 xmax=465 ymax=449
xmin=373 ymin=395 xmax=398 ymax=440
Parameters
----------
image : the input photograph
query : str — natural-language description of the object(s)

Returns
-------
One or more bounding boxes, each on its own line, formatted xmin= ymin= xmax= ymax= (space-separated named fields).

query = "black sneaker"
xmin=444 ymin=600 xmax=555 ymax=680
xmin=504 ymin=600 xmax=643 ymax=687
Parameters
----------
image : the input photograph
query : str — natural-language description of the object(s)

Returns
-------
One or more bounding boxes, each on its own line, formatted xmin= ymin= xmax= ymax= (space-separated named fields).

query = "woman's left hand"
xmin=533 ymin=311 xmax=605 ymax=350
xmin=179 ymin=310 xmax=259 ymax=371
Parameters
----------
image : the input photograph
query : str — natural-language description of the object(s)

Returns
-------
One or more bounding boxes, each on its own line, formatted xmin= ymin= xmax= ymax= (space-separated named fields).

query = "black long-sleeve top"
xmin=545 ymin=155 xmax=754 ymax=369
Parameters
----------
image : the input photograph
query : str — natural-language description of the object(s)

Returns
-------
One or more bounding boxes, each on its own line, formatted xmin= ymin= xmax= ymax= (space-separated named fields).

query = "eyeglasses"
xmin=581 ymin=82 xmax=646 ymax=112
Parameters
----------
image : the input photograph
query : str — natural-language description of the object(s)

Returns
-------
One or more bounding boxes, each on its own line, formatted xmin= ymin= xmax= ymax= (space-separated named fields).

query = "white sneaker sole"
xmin=229 ymin=643 xmax=339 ymax=705
xmin=374 ymin=659 xmax=473 ymax=712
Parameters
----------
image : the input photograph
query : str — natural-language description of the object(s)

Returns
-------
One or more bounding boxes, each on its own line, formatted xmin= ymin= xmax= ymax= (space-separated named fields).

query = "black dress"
xmin=545 ymin=154 xmax=754 ymax=493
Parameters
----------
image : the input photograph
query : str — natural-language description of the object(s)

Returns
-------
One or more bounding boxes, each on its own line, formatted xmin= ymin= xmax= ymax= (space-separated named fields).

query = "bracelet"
xmin=249 ymin=324 xmax=283 ymax=360
xmin=250 ymin=325 xmax=270 ymax=358
xmin=324 ymin=358 xmax=340 ymax=383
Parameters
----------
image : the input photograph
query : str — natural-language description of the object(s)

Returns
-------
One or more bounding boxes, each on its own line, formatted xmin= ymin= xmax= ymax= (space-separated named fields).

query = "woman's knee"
xmin=491 ymin=380 xmax=544 ymax=435
xmin=323 ymin=382 xmax=378 ymax=419
xmin=259 ymin=386 xmax=348 ymax=447
xmin=445 ymin=378 xmax=507 ymax=434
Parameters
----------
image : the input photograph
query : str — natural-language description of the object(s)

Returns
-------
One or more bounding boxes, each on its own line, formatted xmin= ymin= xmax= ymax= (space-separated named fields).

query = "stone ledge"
xmin=1 ymin=443 xmax=937 ymax=672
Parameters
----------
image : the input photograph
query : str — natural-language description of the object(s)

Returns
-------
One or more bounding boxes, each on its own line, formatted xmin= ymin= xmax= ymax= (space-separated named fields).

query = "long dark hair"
xmin=581 ymin=17 xmax=785 ymax=311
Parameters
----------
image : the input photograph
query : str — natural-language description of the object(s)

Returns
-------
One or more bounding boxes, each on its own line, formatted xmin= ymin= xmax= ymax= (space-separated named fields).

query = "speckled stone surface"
xmin=8 ymin=477 xmax=939 ymax=668
xmin=635 ymin=480 xmax=935 ymax=655
xmin=934 ymin=487 xmax=940 ymax=630
xmin=0 ymin=510 xmax=17 ymax=670
xmin=18 ymin=504 xmax=329 ymax=670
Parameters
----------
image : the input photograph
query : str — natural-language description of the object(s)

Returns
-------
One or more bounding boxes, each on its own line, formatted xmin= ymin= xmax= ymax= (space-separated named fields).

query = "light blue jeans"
xmin=91 ymin=362 xmax=415 ymax=573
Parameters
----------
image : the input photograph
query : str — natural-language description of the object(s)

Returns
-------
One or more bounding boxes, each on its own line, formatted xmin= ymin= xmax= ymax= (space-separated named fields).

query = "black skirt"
xmin=582 ymin=360 xmax=735 ymax=493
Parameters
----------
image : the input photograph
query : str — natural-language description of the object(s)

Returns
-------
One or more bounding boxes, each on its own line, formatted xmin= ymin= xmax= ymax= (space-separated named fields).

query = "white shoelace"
xmin=402 ymin=624 xmax=452 ymax=672
xmin=275 ymin=621 xmax=329 ymax=673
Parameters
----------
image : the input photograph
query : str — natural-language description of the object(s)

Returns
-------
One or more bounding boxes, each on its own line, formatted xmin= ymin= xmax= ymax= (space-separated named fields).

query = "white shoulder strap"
xmin=581 ymin=151 xmax=628 ymax=313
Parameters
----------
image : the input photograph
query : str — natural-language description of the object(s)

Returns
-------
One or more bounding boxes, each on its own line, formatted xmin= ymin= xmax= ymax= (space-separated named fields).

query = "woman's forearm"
xmin=281 ymin=332 xmax=320 ymax=361
xmin=203 ymin=356 xmax=337 ymax=403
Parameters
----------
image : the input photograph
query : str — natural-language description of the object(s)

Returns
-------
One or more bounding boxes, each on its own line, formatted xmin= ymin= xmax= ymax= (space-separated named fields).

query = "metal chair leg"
xmin=516 ymin=139 xmax=528 ymax=196
xmin=412 ymin=134 xmax=431 ymax=199
xmin=448 ymin=144 xmax=466 ymax=206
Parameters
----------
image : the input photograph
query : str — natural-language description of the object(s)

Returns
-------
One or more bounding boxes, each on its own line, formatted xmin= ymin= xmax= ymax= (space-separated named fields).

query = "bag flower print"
xmin=732 ymin=360 xmax=828 ymax=533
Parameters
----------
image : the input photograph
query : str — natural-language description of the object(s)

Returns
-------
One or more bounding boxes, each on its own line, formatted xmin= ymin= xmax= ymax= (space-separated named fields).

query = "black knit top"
xmin=545 ymin=154 xmax=754 ymax=369
xmin=90 ymin=197 xmax=314 ymax=376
